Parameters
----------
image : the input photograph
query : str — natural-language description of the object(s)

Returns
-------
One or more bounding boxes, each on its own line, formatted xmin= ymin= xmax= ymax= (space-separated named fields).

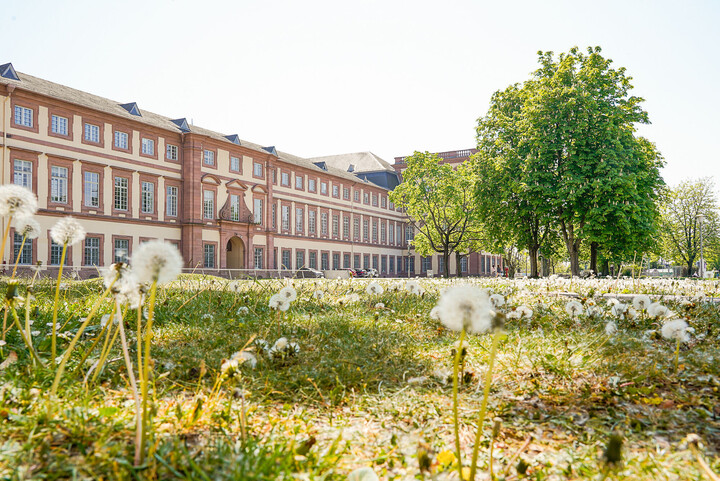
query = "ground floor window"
xmin=343 ymin=253 xmax=350 ymax=269
xmin=354 ymin=254 xmax=361 ymax=269
xmin=296 ymin=250 xmax=305 ymax=269
xmin=321 ymin=252 xmax=329 ymax=270
xmin=381 ymin=255 xmax=386 ymax=274
xmin=254 ymin=247 xmax=263 ymax=269
xmin=438 ymin=255 xmax=444 ymax=274
xmin=372 ymin=255 xmax=378 ymax=271
xmin=84 ymin=237 xmax=101 ymax=266
xmin=114 ymin=238 xmax=129 ymax=263
xmin=50 ymin=240 xmax=65 ymax=266
xmin=389 ymin=256 xmax=395 ymax=274
xmin=309 ymin=251 xmax=317 ymax=269
xmin=421 ymin=256 xmax=432 ymax=273
xmin=332 ymin=253 xmax=340 ymax=270
xmin=460 ymin=256 xmax=468 ymax=273
xmin=203 ymin=244 xmax=216 ymax=268
xmin=13 ymin=232 xmax=32 ymax=265
xmin=363 ymin=254 xmax=370 ymax=269
xmin=281 ymin=250 xmax=291 ymax=270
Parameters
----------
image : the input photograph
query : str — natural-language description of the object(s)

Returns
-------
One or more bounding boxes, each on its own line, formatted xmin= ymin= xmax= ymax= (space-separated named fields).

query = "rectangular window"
xmin=114 ymin=177 xmax=128 ymax=210
xmin=308 ymin=179 xmax=316 ymax=192
xmin=422 ymin=256 xmax=432 ymax=272
xmin=343 ymin=187 xmax=350 ymax=200
xmin=166 ymin=144 xmax=178 ymax=160
xmin=281 ymin=172 xmax=290 ymax=186
xmin=438 ymin=255 xmax=444 ymax=274
xmin=296 ymin=250 xmax=305 ymax=269
xmin=13 ymin=159 xmax=32 ymax=188
xmin=281 ymin=250 xmax=291 ymax=270
xmin=389 ymin=223 xmax=395 ymax=244
xmin=343 ymin=216 xmax=350 ymax=238
xmin=84 ymin=237 xmax=100 ymax=266
xmin=332 ymin=214 xmax=339 ymax=237
xmin=354 ymin=218 xmax=360 ymax=240
xmin=254 ymin=162 xmax=263 ymax=177
xmin=253 ymin=198 xmax=263 ymax=224
xmin=308 ymin=210 xmax=316 ymax=234
xmin=332 ymin=253 xmax=340 ymax=270
xmin=51 ymin=115 xmax=68 ymax=135
xmin=309 ymin=251 xmax=317 ymax=269
xmin=271 ymin=169 xmax=276 ymax=183
xmin=364 ymin=254 xmax=370 ymax=269
xmin=50 ymin=240 xmax=64 ymax=266
xmin=354 ymin=190 xmax=360 ymax=202
xmin=320 ymin=182 xmax=328 ymax=195
xmin=203 ymin=191 xmax=214 ymax=219
xmin=50 ymin=166 xmax=68 ymax=204
xmin=389 ymin=256 xmax=395 ymax=274
xmin=114 ymin=131 xmax=128 ymax=149
xmin=461 ymin=256 xmax=468 ymax=273
xmin=281 ymin=205 xmax=290 ymax=231
xmin=406 ymin=225 xmax=414 ymax=241
xmin=230 ymin=194 xmax=241 ymax=221
xmin=272 ymin=204 xmax=277 ymax=229
xmin=230 ymin=156 xmax=240 ymax=171
xmin=14 ymin=106 xmax=32 ymax=127
xmin=295 ymin=207 xmax=304 ymax=232
xmin=13 ymin=232 xmax=32 ymax=265
xmin=381 ymin=256 xmax=387 ymax=274
xmin=397 ymin=225 xmax=402 ymax=245
xmin=166 ymin=185 xmax=178 ymax=217
xmin=363 ymin=219 xmax=369 ymax=241
xmin=381 ymin=221 xmax=386 ymax=243
xmin=84 ymin=123 xmax=100 ymax=143
xmin=372 ymin=221 xmax=378 ymax=242
xmin=332 ymin=185 xmax=339 ymax=197
xmin=381 ymin=196 xmax=387 ymax=208
xmin=141 ymin=181 xmax=154 ymax=214
xmin=409 ymin=257 xmax=415 ymax=273
xmin=295 ymin=175 xmax=303 ymax=189
xmin=321 ymin=252 xmax=329 ymax=270
xmin=84 ymin=171 xmax=100 ymax=208
xmin=204 ymin=244 xmax=215 ymax=268
xmin=372 ymin=194 xmax=378 ymax=207
xmin=141 ymin=138 xmax=154 ymax=155
xmin=320 ymin=212 xmax=328 ymax=235
xmin=254 ymin=247 xmax=264 ymax=269
xmin=114 ymin=238 xmax=129 ymax=263
xmin=363 ymin=193 xmax=369 ymax=204
xmin=354 ymin=254 xmax=361 ymax=269
xmin=373 ymin=255 xmax=379 ymax=271
xmin=203 ymin=149 xmax=215 ymax=166
xmin=343 ymin=253 xmax=351 ymax=269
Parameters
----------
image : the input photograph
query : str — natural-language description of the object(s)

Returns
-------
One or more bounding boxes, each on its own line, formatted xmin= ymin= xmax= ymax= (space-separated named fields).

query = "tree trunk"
xmin=443 ymin=251 xmax=451 ymax=278
xmin=528 ymin=244 xmax=539 ymax=278
xmin=567 ymin=241 xmax=581 ymax=277
xmin=589 ymin=242 xmax=599 ymax=274
xmin=601 ymin=258 xmax=610 ymax=276
xmin=455 ymin=252 xmax=463 ymax=277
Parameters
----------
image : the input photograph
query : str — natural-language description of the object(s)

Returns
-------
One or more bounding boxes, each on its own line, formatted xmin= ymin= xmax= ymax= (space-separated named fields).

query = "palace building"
xmin=0 ymin=62 xmax=502 ymax=277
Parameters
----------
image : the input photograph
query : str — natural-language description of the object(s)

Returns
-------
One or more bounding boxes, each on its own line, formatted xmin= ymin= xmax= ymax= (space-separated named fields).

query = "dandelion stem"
xmin=0 ymin=215 xmax=13 ymax=275
xmin=51 ymin=242 xmax=69 ymax=364
xmin=50 ymin=275 xmax=116 ymax=399
xmin=674 ymin=337 xmax=681 ymax=372
xmin=140 ymin=280 xmax=158 ymax=464
xmin=8 ymin=302 xmax=44 ymax=366
xmin=689 ymin=443 xmax=720 ymax=481
xmin=469 ymin=329 xmax=503 ymax=481
xmin=452 ymin=328 xmax=466 ymax=479
xmin=116 ymin=299 xmax=142 ymax=466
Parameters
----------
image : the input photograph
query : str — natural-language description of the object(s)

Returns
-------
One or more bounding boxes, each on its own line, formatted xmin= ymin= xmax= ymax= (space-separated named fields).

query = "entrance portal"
xmin=226 ymin=236 xmax=245 ymax=270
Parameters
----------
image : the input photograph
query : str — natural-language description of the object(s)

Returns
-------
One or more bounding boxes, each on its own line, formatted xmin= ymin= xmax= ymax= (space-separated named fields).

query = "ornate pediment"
xmin=201 ymin=174 xmax=222 ymax=185
xmin=218 ymin=194 xmax=255 ymax=223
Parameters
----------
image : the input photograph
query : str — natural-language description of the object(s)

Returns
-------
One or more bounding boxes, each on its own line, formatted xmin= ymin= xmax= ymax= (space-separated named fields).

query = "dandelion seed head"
xmin=605 ymin=321 xmax=618 ymax=336
xmin=50 ymin=216 xmax=86 ymax=246
xmin=565 ymin=300 xmax=583 ymax=317
xmin=489 ymin=293 xmax=505 ymax=308
xmin=366 ymin=281 xmax=384 ymax=295
xmin=130 ymin=240 xmax=183 ymax=284
xmin=632 ymin=295 xmax=651 ymax=311
xmin=647 ymin=302 xmax=669 ymax=318
xmin=278 ymin=286 xmax=297 ymax=302
xmin=0 ymin=184 xmax=38 ymax=218
xmin=14 ymin=216 xmax=40 ymax=240
xmin=661 ymin=319 xmax=691 ymax=343
xmin=435 ymin=285 xmax=492 ymax=333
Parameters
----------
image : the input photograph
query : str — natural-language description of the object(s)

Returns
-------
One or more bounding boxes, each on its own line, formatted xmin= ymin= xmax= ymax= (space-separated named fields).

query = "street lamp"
xmin=698 ymin=214 xmax=705 ymax=278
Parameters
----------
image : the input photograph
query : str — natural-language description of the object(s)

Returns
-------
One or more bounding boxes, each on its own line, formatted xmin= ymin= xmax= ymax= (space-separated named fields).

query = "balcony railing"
xmin=394 ymin=148 xmax=477 ymax=164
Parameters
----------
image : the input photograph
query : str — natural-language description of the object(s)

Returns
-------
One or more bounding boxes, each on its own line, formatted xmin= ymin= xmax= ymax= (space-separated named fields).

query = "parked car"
xmin=348 ymin=268 xmax=378 ymax=278
xmin=295 ymin=267 xmax=324 ymax=278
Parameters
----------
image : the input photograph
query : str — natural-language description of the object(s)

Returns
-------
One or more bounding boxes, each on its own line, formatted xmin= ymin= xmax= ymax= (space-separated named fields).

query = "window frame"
xmin=230 ymin=155 xmax=241 ymax=173
xmin=81 ymin=166 xmax=103 ymax=212
xmin=47 ymin=158 xmax=73 ymax=207
xmin=12 ymin=101 xmax=38 ymax=133
xmin=166 ymin=143 xmax=180 ymax=161
xmin=140 ymin=136 xmax=157 ymax=158
xmin=83 ymin=235 xmax=104 ymax=267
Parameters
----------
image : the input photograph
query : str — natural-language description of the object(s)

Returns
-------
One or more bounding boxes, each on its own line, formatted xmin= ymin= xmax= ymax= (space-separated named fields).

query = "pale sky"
xmin=2 ymin=0 xmax=718 ymax=190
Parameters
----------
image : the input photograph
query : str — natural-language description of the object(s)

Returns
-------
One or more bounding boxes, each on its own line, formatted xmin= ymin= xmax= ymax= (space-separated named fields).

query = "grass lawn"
xmin=0 ymin=275 xmax=718 ymax=480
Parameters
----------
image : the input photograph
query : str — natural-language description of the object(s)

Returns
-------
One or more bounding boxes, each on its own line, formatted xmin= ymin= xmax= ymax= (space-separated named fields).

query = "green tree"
xmin=389 ymin=152 xmax=480 ymax=278
xmin=661 ymin=178 xmax=720 ymax=276
xmin=476 ymin=46 xmax=664 ymax=276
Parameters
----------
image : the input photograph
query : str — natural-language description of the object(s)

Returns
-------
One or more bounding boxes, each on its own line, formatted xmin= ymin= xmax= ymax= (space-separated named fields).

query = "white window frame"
xmin=114 ymin=131 xmax=128 ymax=149
xmin=253 ymin=198 xmax=263 ymax=224
xmin=166 ymin=185 xmax=178 ymax=217
xmin=141 ymin=181 xmax=154 ymax=214
xmin=295 ymin=207 xmax=304 ymax=233
xmin=50 ymin=166 xmax=69 ymax=204
xmin=51 ymin=115 xmax=68 ymax=135
xmin=141 ymin=138 xmax=155 ymax=155
xmin=253 ymin=162 xmax=263 ymax=177
xmin=14 ymin=106 xmax=33 ymax=127
xmin=84 ymin=123 xmax=100 ymax=143
xmin=230 ymin=156 xmax=240 ymax=172
xmin=203 ymin=149 xmax=215 ymax=166
xmin=84 ymin=171 xmax=100 ymax=208
xmin=230 ymin=194 xmax=240 ymax=221
xmin=203 ymin=190 xmax=215 ymax=220
xmin=166 ymin=144 xmax=178 ymax=160
xmin=114 ymin=177 xmax=128 ymax=211
xmin=13 ymin=159 xmax=32 ymax=188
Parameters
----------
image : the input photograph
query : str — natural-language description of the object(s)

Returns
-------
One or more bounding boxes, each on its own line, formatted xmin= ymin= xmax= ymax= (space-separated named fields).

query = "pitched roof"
xmin=0 ymin=65 xmax=385 ymax=189
xmin=306 ymin=151 xmax=396 ymax=173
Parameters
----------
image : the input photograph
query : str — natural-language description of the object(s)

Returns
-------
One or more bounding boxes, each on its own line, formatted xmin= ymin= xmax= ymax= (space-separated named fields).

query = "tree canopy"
xmin=661 ymin=178 xmax=720 ymax=276
xmin=474 ymin=46 xmax=665 ymax=276
xmin=389 ymin=152 xmax=480 ymax=277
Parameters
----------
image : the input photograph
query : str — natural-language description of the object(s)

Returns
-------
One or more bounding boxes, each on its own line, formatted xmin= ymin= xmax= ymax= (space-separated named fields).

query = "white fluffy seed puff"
xmin=130 ymin=240 xmax=183 ymax=284
xmin=278 ymin=286 xmax=298 ymax=302
xmin=50 ymin=216 xmax=86 ymax=246
xmin=661 ymin=319 xmax=691 ymax=343
xmin=14 ymin=217 xmax=41 ymax=240
xmin=435 ymin=285 xmax=492 ymax=334
xmin=0 ymin=184 xmax=38 ymax=218
xmin=366 ymin=281 xmax=384 ymax=295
